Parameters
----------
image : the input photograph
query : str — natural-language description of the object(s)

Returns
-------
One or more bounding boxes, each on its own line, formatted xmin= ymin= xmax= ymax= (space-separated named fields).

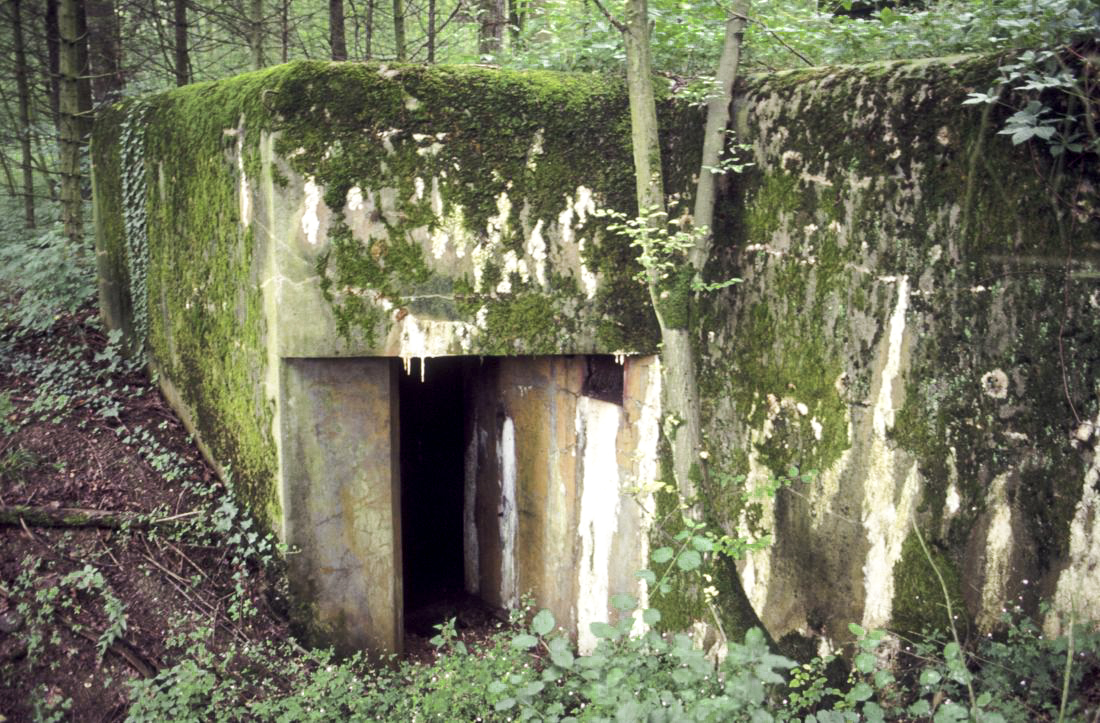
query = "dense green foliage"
xmin=124 ymin=588 xmax=1100 ymax=721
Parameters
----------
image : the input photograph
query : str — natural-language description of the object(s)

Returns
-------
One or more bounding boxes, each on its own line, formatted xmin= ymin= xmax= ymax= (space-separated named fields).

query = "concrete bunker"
xmin=92 ymin=56 xmax=1100 ymax=666
xmin=282 ymin=353 xmax=659 ymax=655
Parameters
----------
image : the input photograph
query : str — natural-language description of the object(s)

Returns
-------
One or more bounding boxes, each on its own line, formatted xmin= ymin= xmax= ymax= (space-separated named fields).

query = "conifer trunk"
xmin=249 ymin=0 xmax=265 ymax=69
xmin=330 ymin=0 xmax=347 ymax=60
xmin=392 ymin=0 xmax=406 ymax=60
xmin=59 ymin=0 xmax=84 ymax=249
xmin=174 ymin=0 xmax=190 ymax=85
xmin=12 ymin=0 xmax=36 ymax=228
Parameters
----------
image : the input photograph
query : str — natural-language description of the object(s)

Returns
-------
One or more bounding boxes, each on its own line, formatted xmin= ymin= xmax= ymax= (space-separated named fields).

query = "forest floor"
xmin=0 ymin=303 xmax=498 ymax=721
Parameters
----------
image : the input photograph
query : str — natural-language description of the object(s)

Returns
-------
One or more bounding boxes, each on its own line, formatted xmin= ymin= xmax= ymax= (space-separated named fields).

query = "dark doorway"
xmin=399 ymin=357 xmax=469 ymax=633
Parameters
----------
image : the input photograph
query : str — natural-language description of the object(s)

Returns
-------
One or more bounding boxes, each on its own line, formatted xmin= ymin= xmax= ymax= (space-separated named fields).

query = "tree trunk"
xmin=12 ymin=0 xmax=37 ymax=228
xmin=280 ymin=0 xmax=289 ymax=63
xmin=426 ymin=0 xmax=435 ymax=63
xmin=621 ymin=0 xmax=767 ymax=641
xmin=174 ymin=0 xmax=190 ymax=85
xmin=249 ymin=0 xmax=265 ymax=69
xmin=508 ymin=0 xmax=525 ymax=47
xmin=330 ymin=0 xmax=347 ymax=60
xmin=392 ymin=0 xmax=405 ymax=60
xmin=59 ymin=0 xmax=85 ymax=250
xmin=477 ymin=0 xmax=505 ymax=55
xmin=689 ymin=0 xmax=746 ymax=270
xmin=46 ymin=0 xmax=61 ymax=132
xmin=0 ymin=504 xmax=188 ymax=529
xmin=0 ymin=147 xmax=18 ymax=198
xmin=364 ymin=0 xmax=374 ymax=59
xmin=75 ymin=0 xmax=92 ymax=135
xmin=86 ymin=0 xmax=122 ymax=102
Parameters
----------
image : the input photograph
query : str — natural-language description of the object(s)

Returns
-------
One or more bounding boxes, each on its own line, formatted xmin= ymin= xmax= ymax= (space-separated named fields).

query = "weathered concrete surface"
xmin=92 ymin=54 xmax=1099 ymax=656
xmin=700 ymin=54 xmax=1100 ymax=648
xmin=281 ymin=358 xmax=402 ymax=655
xmin=466 ymin=356 xmax=660 ymax=651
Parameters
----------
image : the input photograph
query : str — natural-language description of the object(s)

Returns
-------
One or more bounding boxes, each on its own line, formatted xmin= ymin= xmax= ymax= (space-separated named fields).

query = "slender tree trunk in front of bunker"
xmin=392 ymin=0 xmax=406 ymax=60
xmin=621 ymin=0 xmax=767 ymax=640
xmin=174 ymin=0 xmax=190 ymax=85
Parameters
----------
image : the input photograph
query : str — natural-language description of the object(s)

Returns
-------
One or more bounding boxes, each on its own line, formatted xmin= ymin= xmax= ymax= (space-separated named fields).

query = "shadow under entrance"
xmin=399 ymin=357 xmax=476 ymax=635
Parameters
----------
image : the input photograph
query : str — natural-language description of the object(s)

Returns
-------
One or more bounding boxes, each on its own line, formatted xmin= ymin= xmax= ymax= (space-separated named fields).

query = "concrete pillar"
xmin=281 ymin=357 xmax=403 ymax=656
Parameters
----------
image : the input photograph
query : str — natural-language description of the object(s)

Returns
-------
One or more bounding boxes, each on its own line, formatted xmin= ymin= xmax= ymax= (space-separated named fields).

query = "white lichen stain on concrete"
xmin=301 ymin=177 xmax=322 ymax=245
xmin=1046 ymin=406 xmax=1100 ymax=637
xmin=980 ymin=369 xmax=1009 ymax=399
xmin=977 ymin=473 xmax=1015 ymax=630
xmin=629 ymin=358 xmax=662 ymax=637
xmin=472 ymin=191 xmax=513 ymax=293
xmin=430 ymin=176 xmax=443 ymax=217
xmin=499 ymin=417 xmax=519 ymax=609
xmin=387 ymin=312 xmax=477 ymax=378
xmin=526 ymin=219 xmax=548 ymax=287
xmin=236 ymin=131 xmax=252 ymax=227
xmin=739 ymin=421 xmax=779 ymax=614
xmin=575 ymin=396 xmax=624 ymax=655
xmin=578 ymin=239 xmax=599 ymax=299
xmin=433 ymin=200 xmax=468 ymax=261
xmin=574 ymin=186 xmax=595 ymax=222
xmin=347 ymin=186 xmax=364 ymax=212
xmin=574 ymin=187 xmax=600 ymax=299
xmin=526 ymin=129 xmax=544 ymax=171
xmin=496 ymin=250 xmax=529 ymax=295
xmin=944 ymin=482 xmax=960 ymax=515
xmin=379 ymin=128 xmax=399 ymax=155
xmin=861 ymin=275 xmax=921 ymax=631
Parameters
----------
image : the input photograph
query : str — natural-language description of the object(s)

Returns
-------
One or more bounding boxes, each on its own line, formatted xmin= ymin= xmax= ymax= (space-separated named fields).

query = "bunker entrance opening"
xmin=284 ymin=352 xmax=653 ymax=656
xmin=399 ymin=357 xmax=478 ymax=635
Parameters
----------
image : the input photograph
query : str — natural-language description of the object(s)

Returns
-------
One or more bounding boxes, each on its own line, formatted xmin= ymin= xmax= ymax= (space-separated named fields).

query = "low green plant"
xmin=10 ymin=557 xmax=129 ymax=666
xmin=0 ymin=444 xmax=38 ymax=490
xmin=0 ymin=390 xmax=22 ymax=436
xmin=0 ymin=222 xmax=96 ymax=338
xmin=59 ymin=565 xmax=129 ymax=660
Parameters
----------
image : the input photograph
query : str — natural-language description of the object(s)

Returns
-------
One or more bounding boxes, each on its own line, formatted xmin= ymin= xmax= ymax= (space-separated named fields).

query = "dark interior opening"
xmin=399 ymin=357 xmax=469 ymax=635
xmin=582 ymin=355 xmax=624 ymax=405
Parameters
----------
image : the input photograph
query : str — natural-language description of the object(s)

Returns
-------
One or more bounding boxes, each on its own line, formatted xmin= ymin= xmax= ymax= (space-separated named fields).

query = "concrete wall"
xmin=281 ymin=358 xmax=402 ymax=654
xmin=702 ymin=55 xmax=1100 ymax=647
xmin=467 ymin=356 xmax=660 ymax=653
xmin=92 ymin=53 xmax=1099 ymax=657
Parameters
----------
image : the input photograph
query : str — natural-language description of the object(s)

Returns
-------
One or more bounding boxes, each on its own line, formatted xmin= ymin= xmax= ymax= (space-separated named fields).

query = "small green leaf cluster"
xmin=0 ymin=443 xmax=38 ymax=491
xmin=965 ymin=45 xmax=1099 ymax=163
xmin=10 ymin=556 xmax=128 ymax=664
xmin=746 ymin=0 xmax=1096 ymax=72
xmin=60 ymin=564 xmax=129 ymax=659
xmin=596 ymin=206 xmax=702 ymax=283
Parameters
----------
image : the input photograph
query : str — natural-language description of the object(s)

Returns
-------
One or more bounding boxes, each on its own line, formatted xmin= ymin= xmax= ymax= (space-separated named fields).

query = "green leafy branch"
xmin=964 ymin=46 xmax=1099 ymax=160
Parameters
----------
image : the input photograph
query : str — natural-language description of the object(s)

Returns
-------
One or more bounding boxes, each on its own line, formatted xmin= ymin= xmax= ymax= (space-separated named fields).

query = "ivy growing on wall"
xmin=120 ymin=103 xmax=150 ymax=355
